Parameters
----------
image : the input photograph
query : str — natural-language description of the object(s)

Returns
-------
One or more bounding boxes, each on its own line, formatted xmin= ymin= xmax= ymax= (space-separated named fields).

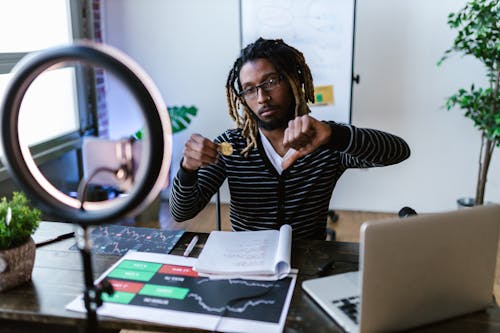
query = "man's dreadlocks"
xmin=225 ymin=38 xmax=315 ymax=156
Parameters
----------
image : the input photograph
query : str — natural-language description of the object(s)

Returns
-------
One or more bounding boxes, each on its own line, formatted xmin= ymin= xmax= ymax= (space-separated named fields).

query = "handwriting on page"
xmin=221 ymin=239 xmax=272 ymax=267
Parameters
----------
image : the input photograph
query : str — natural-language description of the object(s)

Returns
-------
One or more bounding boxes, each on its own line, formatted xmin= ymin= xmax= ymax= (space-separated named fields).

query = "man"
xmin=169 ymin=38 xmax=410 ymax=240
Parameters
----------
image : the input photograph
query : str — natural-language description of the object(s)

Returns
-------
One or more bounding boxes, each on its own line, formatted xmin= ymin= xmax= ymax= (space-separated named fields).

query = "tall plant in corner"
xmin=438 ymin=0 xmax=500 ymax=205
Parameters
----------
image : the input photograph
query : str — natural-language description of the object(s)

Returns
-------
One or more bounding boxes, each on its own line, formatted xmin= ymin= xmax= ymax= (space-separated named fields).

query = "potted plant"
xmin=0 ymin=192 xmax=41 ymax=292
xmin=134 ymin=105 xmax=198 ymax=178
xmin=438 ymin=0 xmax=500 ymax=206
xmin=133 ymin=105 xmax=198 ymax=140
xmin=132 ymin=105 xmax=198 ymax=221
xmin=164 ymin=105 xmax=198 ymax=187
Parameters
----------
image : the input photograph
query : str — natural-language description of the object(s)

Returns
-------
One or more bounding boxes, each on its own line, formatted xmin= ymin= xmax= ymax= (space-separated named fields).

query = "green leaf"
xmin=133 ymin=105 xmax=199 ymax=139
xmin=168 ymin=105 xmax=198 ymax=134
xmin=438 ymin=0 xmax=500 ymax=176
xmin=439 ymin=0 xmax=499 ymax=70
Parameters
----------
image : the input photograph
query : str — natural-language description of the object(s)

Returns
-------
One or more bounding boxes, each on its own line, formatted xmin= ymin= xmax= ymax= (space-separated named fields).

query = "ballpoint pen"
xmin=35 ymin=232 xmax=75 ymax=248
xmin=183 ymin=235 xmax=199 ymax=257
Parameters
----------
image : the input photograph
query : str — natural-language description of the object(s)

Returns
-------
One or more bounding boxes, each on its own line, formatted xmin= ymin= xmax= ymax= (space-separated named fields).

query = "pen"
xmin=183 ymin=235 xmax=199 ymax=257
xmin=317 ymin=259 xmax=336 ymax=276
xmin=35 ymin=232 xmax=75 ymax=248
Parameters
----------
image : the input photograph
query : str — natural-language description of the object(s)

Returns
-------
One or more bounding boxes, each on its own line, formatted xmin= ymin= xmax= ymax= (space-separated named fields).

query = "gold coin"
xmin=219 ymin=142 xmax=233 ymax=156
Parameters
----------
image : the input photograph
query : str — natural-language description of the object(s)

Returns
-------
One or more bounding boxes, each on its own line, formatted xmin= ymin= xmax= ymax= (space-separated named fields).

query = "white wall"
xmin=102 ymin=0 xmax=238 ymax=192
xmin=332 ymin=0 xmax=500 ymax=213
xmin=103 ymin=0 xmax=500 ymax=213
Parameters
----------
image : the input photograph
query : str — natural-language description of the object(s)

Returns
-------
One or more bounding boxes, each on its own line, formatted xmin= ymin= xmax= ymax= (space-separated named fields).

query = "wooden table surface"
xmin=1 ymin=222 xmax=500 ymax=333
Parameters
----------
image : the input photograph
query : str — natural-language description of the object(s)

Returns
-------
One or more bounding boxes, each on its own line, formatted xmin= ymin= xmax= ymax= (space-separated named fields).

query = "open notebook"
xmin=303 ymin=204 xmax=500 ymax=332
xmin=194 ymin=224 xmax=292 ymax=280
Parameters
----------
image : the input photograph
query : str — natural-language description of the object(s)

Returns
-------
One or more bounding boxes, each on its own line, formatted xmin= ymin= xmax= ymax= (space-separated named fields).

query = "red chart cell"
xmin=159 ymin=264 xmax=198 ymax=277
xmin=109 ymin=279 xmax=144 ymax=293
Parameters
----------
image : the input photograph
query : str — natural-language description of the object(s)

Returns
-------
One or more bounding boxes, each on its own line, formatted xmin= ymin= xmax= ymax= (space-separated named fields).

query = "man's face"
xmin=239 ymin=58 xmax=295 ymax=131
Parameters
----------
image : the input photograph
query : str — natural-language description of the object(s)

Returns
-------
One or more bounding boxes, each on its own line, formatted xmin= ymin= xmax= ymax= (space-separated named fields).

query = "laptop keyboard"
xmin=332 ymin=296 xmax=360 ymax=324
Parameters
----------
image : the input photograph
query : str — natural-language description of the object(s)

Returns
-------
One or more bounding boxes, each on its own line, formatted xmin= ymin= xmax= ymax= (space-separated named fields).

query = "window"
xmin=0 ymin=0 xmax=96 ymax=169
xmin=0 ymin=0 xmax=72 ymax=53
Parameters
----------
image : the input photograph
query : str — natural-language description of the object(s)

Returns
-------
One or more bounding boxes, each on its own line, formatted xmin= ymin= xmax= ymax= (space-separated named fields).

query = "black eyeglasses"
xmin=239 ymin=75 xmax=283 ymax=100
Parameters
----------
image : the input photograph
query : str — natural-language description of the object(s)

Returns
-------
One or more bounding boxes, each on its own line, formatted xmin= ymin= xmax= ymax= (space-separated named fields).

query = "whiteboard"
xmin=241 ymin=0 xmax=356 ymax=124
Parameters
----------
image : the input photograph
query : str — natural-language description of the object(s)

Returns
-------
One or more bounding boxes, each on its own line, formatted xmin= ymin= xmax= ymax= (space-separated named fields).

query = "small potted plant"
xmin=438 ymin=0 xmax=500 ymax=206
xmin=0 ymin=192 xmax=41 ymax=292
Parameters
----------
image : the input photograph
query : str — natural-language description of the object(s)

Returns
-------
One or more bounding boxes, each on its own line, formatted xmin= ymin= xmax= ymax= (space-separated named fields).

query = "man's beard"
xmin=250 ymin=108 xmax=295 ymax=131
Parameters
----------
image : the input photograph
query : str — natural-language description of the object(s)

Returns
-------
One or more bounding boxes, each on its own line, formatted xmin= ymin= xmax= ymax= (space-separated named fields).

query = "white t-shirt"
xmin=259 ymin=130 xmax=295 ymax=175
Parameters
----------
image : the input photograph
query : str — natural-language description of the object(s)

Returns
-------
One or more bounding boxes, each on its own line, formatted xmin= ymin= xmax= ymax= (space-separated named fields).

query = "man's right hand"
xmin=181 ymin=134 xmax=219 ymax=171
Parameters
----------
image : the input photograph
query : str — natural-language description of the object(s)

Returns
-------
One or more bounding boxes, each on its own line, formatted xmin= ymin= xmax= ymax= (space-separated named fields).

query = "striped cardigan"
xmin=169 ymin=122 xmax=410 ymax=240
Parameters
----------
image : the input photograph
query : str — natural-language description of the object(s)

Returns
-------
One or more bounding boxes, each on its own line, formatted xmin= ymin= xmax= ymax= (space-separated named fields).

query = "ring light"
xmin=0 ymin=42 xmax=172 ymax=225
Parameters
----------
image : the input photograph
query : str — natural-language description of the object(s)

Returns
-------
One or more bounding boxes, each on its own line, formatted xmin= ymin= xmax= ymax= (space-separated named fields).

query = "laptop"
xmin=302 ymin=204 xmax=500 ymax=332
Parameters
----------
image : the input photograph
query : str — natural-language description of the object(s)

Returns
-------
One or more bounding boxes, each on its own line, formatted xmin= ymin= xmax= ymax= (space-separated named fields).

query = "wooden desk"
xmin=0 ymin=222 xmax=500 ymax=333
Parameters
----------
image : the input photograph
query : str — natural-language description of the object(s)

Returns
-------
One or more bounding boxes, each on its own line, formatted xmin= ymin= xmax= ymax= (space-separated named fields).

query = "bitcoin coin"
xmin=219 ymin=142 xmax=233 ymax=156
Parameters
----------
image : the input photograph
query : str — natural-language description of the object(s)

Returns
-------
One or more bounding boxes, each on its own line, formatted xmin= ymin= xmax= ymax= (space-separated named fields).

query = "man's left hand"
xmin=282 ymin=115 xmax=331 ymax=170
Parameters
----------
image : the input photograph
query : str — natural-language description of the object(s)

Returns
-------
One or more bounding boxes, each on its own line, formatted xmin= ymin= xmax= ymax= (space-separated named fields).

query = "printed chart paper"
xmin=69 ymin=224 xmax=184 ymax=256
xmin=66 ymin=252 xmax=296 ymax=333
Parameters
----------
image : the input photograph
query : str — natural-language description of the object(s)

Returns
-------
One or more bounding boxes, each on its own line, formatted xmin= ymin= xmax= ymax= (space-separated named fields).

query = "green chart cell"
xmin=107 ymin=260 xmax=162 ymax=282
xmin=118 ymin=260 xmax=162 ymax=272
xmin=102 ymin=291 xmax=136 ymax=304
xmin=139 ymin=284 xmax=189 ymax=300
xmin=108 ymin=268 xmax=156 ymax=282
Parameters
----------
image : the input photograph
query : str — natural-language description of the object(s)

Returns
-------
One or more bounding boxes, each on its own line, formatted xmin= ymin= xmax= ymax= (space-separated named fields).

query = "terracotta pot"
xmin=0 ymin=237 xmax=36 ymax=292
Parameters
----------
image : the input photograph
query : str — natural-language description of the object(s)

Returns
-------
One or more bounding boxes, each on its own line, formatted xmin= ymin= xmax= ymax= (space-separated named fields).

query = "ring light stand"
xmin=0 ymin=42 xmax=172 ymax=333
